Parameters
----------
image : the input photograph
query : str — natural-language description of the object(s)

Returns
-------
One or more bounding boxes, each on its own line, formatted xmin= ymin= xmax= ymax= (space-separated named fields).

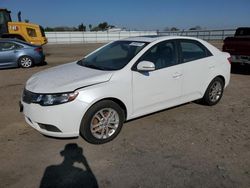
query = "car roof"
xmin=0 ymin=38 xmax=24 ymax=43
xmin=122 ymin=35 xmax=203 ymax=43
xmin=121 ymin=35 xmax=221 ymax=55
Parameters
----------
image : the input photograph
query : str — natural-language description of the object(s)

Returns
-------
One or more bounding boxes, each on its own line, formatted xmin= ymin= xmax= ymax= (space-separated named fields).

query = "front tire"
xmin=18 ymin=56 xmax=34 ymax=68
xmin=202 ymin=77 xmax=224 ymax=106
xmin=80 ymin=100 xmax=125 ymax=144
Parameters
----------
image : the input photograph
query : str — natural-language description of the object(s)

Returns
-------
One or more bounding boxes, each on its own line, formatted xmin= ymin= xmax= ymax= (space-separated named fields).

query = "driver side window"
xmin=139 ymin=40 xmax=177 ymax=70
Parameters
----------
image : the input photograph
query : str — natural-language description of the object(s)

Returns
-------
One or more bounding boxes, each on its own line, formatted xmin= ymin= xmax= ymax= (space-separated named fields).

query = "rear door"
xmin=177 ymin=39 xmax=214 ymax=101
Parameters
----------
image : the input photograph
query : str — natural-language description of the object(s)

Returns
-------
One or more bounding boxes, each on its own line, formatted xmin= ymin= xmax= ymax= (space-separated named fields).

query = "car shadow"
xmin=39 ymin=143 xmax=98 ymax=188
xmin=231 ymin=64 xmax=250 ymax=75
xmin=0 ymin=66 xmax=20 ymax=70
xmin=39 ymin=61 xmax=48 ymax=66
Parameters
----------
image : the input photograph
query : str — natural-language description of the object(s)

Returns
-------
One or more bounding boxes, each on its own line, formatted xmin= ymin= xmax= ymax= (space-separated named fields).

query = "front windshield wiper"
xmin=77 ymin=59 xmax=84 ymax=65
xmin=77 ymin=60 xmax=103 ymax=70
xmin=83 ymin=64 xmax=105 ymax=70
xmin=77 ymin=59 xmax=116 ymax=71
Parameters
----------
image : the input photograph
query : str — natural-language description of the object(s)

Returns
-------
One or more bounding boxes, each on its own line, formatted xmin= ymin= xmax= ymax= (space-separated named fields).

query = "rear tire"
xmin=18 ymin=56 xmax=34 ymax=68
xmin=80 ymin=100 xmax=125 ymax=144
xmin=202 ymin=77 xmax=224 ymax=106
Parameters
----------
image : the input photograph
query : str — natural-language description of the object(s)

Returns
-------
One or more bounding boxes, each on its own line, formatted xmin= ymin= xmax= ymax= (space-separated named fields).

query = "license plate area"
xmin=239 ymin=56 xmax=250 ymax=60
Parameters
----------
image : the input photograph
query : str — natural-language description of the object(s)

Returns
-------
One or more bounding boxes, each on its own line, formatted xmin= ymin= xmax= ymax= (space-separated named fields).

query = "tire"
xmin=202 ymin=77 xmax=225 ymax=106
xmin=80 ymin=100 xmax=125 ymax=144
xmin=18 ymin=56 xmax=34 ymax=68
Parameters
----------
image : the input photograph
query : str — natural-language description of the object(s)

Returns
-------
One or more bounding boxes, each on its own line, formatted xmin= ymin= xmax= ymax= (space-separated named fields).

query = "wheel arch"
xmin=202 ymin=74 xmax=226 ymax=97
xmin=79 ymin=97 xmax=127 ymax=144
xmin=202 ymin=74 xmax=226 ymax=92
xmin=202 ymin=75 xmax=226 ymax=105
xmin=209 ymin=75 xmax=225 ymax=87
xmin=17 ymin=55 xmax=34 ymax=67
xmin=89 ymin=97 xmax=128 ymax=120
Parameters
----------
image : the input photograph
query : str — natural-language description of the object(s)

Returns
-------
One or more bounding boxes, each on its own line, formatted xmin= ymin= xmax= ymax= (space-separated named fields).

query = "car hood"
xmin=25 ymin=62 xmax=114 ymax=93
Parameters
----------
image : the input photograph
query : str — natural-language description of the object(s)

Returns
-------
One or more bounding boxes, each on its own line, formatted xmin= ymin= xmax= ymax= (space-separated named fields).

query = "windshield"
xmin=235 ymin=28 xmax=250 ymax=37
xmin=77 ymin=41 xmax=148 ymax=71
xmin=0 ymin=11 xmax=11 ymax=25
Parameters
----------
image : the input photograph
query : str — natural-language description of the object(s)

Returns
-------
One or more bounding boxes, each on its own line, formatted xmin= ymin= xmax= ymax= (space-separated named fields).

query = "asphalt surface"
xmin=0 ymin=42 xmax=249 ymax=188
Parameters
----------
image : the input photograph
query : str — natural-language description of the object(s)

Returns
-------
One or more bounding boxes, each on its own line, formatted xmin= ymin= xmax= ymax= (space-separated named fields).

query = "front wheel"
xmin=18 ymin=56 xmax=34 ymax=68
xmin=202 ymin=77 xmax=225 ymax=106
xmin=80 ymin=100 xmax=125 ymax=144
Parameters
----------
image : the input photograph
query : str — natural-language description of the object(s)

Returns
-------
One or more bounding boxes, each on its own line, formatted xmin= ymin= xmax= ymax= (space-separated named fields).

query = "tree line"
xmin=44 ymin=22 xmax=115 ymax=32
xmin=44 ymin=23 xmax=204 ymax=32
xmin=163 ymin=25 xmax=203 ymax=31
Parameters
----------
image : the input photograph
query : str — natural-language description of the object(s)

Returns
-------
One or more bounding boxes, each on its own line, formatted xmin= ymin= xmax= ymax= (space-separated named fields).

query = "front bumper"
xmin=20 ymin=99 xmax=88 ymax=138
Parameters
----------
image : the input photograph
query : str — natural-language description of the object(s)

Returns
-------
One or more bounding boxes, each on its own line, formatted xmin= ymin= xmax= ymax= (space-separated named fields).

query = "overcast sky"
xmin=1 ymin=0 xmax=250 ymax=30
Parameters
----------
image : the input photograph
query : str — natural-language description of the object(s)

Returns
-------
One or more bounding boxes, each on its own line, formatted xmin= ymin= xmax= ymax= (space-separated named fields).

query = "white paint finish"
xmin=22 ymin=99 xmax=89 ymax=137
xmin=22 ymin=36 xmax=231 ymax=138
xmin=25 ymin=62 xmax=114 ymax=93
xmin=132 ymin=65 xmax=182 ymax=115
xmin=181 ymin=57 xmax=214 ymax=100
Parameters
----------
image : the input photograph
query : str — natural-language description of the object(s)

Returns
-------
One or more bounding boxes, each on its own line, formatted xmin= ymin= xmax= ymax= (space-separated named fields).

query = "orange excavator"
xmin=0 ymin=8 xmax=47 ymax=45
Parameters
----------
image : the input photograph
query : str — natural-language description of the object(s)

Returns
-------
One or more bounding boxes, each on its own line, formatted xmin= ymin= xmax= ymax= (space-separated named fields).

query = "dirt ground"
xmin=0 ymin=42 xmax=249 ymax=188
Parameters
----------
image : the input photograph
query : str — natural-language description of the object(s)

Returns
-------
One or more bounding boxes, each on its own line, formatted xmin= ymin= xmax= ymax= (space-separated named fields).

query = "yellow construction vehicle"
xmin=0 ymin=8 xmax=47 ymax=45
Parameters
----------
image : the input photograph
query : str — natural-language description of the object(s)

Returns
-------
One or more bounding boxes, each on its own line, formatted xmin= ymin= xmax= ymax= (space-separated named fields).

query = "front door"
xmin=132 ymin=40 xmax=183 ymax=116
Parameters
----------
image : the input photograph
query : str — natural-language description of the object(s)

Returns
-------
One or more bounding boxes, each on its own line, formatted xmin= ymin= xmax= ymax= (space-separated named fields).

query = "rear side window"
xmin=0 ymin=42 xmax=22 ymax=51
xmin=26 ymin=28 xmax=37 ymax=37
xmin=235 ymin=28 xmax=250 ymax=36
xmin=179 ymin=40 xmax=212 ymax=63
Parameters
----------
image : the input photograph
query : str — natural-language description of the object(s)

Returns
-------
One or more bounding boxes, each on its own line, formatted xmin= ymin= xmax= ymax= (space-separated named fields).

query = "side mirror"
xmin=137 ymin=61 xmax=155 ymax=72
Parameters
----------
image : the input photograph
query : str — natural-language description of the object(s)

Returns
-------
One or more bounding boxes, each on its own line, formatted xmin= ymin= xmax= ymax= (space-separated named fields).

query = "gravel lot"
xmin=0 ymin=42 xmax=249 ymax=188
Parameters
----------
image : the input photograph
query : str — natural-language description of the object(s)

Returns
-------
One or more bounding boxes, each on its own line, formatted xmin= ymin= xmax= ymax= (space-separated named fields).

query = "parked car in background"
xmin=0 ymin=39 xmax=45 ymax=69
xmin=223 ymin=27 xmax=250 ymax=65
xmin=20 ymin=36 xmax=231 ymax=144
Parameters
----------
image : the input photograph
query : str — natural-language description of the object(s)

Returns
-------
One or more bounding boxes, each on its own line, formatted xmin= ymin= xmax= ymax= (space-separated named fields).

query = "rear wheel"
xmin=18 ymin=56 xmax=33 ymax=68
xmin=202 ymin=77 xmax=224 ymax=106
xmin=80 ymin=100 xmax=125 ymax=144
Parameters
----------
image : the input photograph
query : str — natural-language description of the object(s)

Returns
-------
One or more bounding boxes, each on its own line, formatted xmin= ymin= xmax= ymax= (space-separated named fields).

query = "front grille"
xmin=22 ymin=89 xmax=40 ymax=104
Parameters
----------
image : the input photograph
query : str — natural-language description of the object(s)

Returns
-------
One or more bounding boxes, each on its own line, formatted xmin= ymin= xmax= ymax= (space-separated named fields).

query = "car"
xmin=223 ymin=27 xmax=250 ymax=65
xmin=0 ymin=39 xmax=45 ymax=69
xmin=20 ymin=36 xmax=231 ymax=144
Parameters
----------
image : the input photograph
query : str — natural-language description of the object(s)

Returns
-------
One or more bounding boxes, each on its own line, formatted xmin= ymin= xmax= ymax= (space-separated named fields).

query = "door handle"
xmin=209 ymin=65 xmax=215 ymax=69
xmin=13 ymin=50 xmax=18 ymax=53
xmin=172 ymin=72 xmax=183 ymax=78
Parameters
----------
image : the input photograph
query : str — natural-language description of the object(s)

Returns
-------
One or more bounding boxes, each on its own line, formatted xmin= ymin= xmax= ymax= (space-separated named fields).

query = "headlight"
xmin=35 ymin=91 xmax=79 ymax=106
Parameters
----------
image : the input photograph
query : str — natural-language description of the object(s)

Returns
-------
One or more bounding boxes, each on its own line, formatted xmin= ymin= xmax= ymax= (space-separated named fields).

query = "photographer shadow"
xmin=40 ymin=143 xmax=98 ymax=188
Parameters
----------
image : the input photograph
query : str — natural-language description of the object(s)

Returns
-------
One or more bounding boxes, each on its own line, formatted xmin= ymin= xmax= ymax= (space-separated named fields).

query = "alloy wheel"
xmin=90 ymin=108 xmax=120 ymax=139
xmin=20 ymin=57 xmax=32 ymax=68
xmin=209 ymin=81 xmax=222 ymax=102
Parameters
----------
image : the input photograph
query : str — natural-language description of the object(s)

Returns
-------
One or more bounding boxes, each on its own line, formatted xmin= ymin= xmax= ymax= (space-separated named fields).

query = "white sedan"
xmin=20 ymin=36 xmax=231 ymax=144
